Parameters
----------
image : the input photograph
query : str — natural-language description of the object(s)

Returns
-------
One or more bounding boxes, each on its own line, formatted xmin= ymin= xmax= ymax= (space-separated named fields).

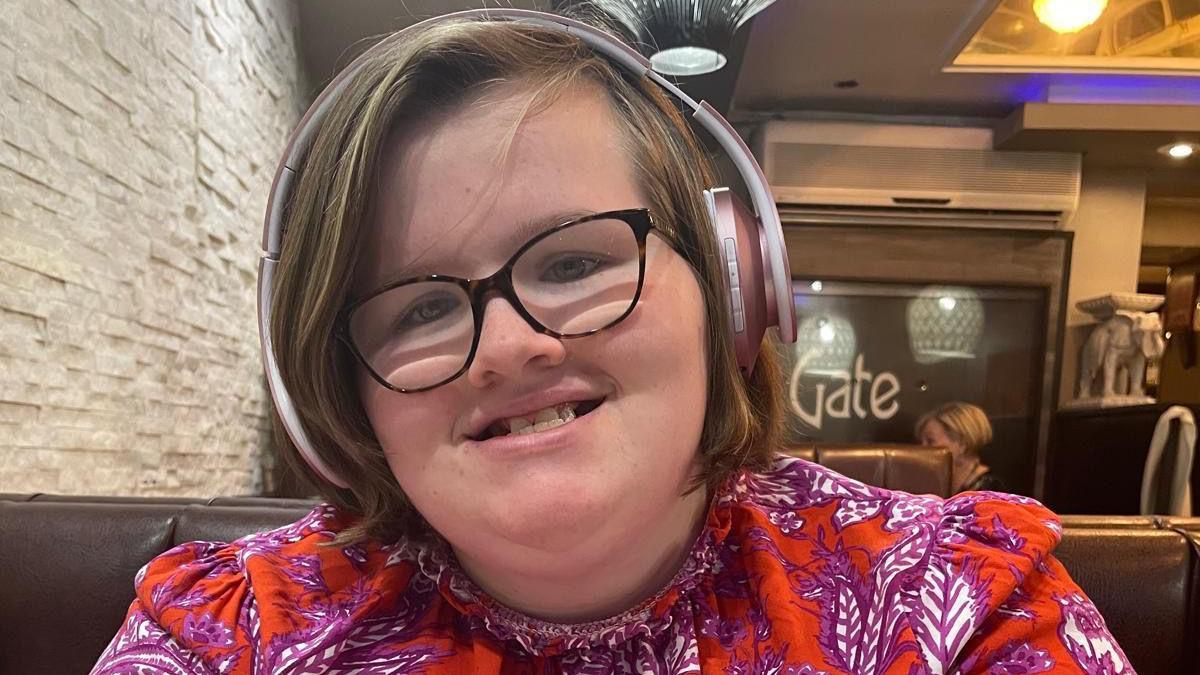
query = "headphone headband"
xmin=259 ymin=9 xmax=794 ymax=489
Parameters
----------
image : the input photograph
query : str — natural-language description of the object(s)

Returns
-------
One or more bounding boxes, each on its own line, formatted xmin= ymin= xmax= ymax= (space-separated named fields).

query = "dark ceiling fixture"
xmin=558 ymin=0 xmax=777 ymax=76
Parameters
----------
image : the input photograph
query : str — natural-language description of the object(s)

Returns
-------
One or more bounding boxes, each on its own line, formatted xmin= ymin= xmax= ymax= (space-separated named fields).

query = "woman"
xmin=93 ymin=10 xmax=1129 ymax=674
xmin=917 ymin=402 xmax=1006 ymax=494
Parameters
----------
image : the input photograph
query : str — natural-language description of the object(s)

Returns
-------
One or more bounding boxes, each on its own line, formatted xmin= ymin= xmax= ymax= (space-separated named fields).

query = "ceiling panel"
xmin=731 ymin=0 xmax=1200 ymax=118
xmin=294 ymin=1 xmax=1200 ymax=184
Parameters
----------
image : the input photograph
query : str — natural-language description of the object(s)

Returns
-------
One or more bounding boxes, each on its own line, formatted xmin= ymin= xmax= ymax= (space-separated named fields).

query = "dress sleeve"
xmin=89 ymin=540 xmax=257 ymax=675
xmin=906 ymin=492 xmax=1134 ymax=674
xmin=88 ymin=505 xmax=391 ymax=674
xmin=952 ymin=552 xmax=1132 ymax=673
xmin=90 ymin=600 xmax=220 ymax=675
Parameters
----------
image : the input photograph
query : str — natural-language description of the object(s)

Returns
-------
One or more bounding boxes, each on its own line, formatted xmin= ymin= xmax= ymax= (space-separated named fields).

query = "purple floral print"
xmin=90 ymin=455 xmax=1131 ymax=674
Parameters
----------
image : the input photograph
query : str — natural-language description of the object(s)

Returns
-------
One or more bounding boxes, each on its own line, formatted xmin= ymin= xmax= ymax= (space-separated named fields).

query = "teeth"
xmin=501 ymin=403 xmax=577 ymax=437
xmin=519 ymin=418 xmax=566 ymax=435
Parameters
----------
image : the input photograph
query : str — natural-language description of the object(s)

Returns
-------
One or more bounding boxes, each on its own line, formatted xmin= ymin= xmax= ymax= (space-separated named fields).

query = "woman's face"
xmin=355 ymin=83 xmax=710 ymax=565
xmin=920 ymin=419 xmax=965 ymax=457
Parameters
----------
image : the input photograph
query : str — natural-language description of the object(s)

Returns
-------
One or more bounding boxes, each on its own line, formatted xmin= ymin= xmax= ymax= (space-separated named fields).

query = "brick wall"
xmin=0 ymin=0 xmax=309 ymax=495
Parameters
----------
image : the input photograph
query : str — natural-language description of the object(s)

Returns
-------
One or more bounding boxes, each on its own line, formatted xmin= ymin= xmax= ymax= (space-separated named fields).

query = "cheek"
xmin=358 ymin=375 xmax=452 ymax=464
xmin=600 ymin=250 xmax=710 ymax=413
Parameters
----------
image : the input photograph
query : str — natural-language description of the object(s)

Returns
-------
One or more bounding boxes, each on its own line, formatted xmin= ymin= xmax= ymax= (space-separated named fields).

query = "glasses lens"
xmin=513 ymin=217 xmax=641 ymax=335
xmin=348 ymin=281 xmax=473 ymax=390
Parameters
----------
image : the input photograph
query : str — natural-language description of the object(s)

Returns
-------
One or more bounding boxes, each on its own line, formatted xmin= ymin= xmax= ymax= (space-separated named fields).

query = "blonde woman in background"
xmin=917 ymin=401 xmax=1007 ymax=493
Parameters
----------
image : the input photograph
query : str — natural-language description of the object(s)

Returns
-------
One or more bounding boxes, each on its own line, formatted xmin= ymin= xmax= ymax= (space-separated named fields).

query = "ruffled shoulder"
xmin=132 ymin=504 xmax=421 ymax=672
xmin=928 ymin=489 xmax=1064 ymax=625
xmin=904 ymin=490 xmax=1066 ymax=672
xmin=733 ymin=454 xmax=1081 ymax=672
xmin=737 ymin=452 xmax=937 ymax=535
xmin=736 ymin=453 xmax=1058 ymax=552
xmin=934 ymin=490 xmax=1062 ymax=571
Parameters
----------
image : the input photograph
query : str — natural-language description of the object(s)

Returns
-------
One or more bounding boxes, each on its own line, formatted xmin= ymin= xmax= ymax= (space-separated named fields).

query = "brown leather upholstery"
xmin=0 ymin=497 xmax=310 ymax=674
xmin=3 ymin=493 xmax=1198 ymax=673
xmin=1057 ymin=515 xmax=1162 ymax=529
xmin=785 ymin=443 xmax=953 ymax=497
xmin=0 ymin=492 xmax=36 ymax=501
xmin=0 ymin=500 xmax=246 ymax=675
xmin=173 ymin=504 xmax=311 ymax=545
xmin=1056 ymin=525 xmax=1194 ymax=674
xmin=1160 ymin=517 xmax=1200 ymax=671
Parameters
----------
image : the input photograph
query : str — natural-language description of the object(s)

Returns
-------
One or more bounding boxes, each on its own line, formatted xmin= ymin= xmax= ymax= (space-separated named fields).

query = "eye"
xmin=540 ymin=255 xmax=604 ymax=283
xmin=396 ymin=293 xmax=462 ymax=330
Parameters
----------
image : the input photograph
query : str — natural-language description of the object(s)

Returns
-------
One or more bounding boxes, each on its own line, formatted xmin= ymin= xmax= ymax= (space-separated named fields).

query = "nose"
xmin=465 ymin=295 xmax=567 ymax=388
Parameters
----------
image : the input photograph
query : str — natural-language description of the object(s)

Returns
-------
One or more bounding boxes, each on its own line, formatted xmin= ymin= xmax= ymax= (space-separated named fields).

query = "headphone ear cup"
xmin=705 ymin=187 xmax=770 ymax=375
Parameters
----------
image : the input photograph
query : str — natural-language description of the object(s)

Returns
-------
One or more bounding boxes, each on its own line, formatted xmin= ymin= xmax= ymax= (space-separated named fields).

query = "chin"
xmin=480 ymin=483 xmax=617 ymax=551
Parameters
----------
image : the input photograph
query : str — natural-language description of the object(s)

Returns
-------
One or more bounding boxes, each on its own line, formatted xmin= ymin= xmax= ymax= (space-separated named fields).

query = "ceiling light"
xmin=571 ymin=0 xmax=777 ymax=76
xmin=651 ymin=46 xmax=726 ymax=76
xmin=1032 ymin=0 xmax=1108 ymax=34
xmin=1161 ymin=143 xmax=1196 ymax=159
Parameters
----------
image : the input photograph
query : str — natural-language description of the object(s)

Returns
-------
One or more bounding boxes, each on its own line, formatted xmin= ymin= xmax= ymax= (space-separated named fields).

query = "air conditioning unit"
xmin=751 ymin=121 xmax=1082 ymax=229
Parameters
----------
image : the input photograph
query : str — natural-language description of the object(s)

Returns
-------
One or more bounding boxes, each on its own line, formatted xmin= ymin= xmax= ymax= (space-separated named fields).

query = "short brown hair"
xmin=269 ymin=17 xmax=785 ymax=544
xmin=915 ymin=402 xmax=993 ymax=453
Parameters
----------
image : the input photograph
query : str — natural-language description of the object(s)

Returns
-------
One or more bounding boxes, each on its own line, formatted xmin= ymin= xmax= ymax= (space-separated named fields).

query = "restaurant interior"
xmin=1 ymin=0 xmax=1199 ymax=671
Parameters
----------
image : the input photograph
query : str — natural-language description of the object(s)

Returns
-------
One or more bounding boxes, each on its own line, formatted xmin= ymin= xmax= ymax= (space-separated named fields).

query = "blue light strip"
xmin=1011 ymin=73 xmax=1200 ymax=105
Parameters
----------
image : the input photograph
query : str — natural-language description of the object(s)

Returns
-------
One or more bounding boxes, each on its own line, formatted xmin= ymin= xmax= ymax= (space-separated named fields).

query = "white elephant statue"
xmin=1078 ymin=310 xmax=1166 ymax=399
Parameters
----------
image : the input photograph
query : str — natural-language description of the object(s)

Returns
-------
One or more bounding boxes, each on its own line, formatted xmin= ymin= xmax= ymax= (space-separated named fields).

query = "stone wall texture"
xmin=0 ymin=0 xmax=309 ymax=495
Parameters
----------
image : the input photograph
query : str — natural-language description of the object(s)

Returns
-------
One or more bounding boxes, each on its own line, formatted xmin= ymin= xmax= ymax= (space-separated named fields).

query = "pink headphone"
xmin=259 ymin=9 xmax=796 ymax=489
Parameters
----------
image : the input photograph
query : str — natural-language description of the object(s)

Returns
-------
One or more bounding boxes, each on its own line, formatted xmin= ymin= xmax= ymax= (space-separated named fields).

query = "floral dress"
xmin=91 ymin=454 xmax=1133 ymax=674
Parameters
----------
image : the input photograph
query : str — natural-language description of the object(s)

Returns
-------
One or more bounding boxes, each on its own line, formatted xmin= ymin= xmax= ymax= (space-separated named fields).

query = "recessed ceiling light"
xmin=589 ymin=0 xmax=777 ymax=77
xmin=1159 ymin=142 xmax=1197 ymax=159
xmin=650 ymin=46 xmax=727 ymax=76
xmin=1032 ymin=0 xmax=1108 ymax=34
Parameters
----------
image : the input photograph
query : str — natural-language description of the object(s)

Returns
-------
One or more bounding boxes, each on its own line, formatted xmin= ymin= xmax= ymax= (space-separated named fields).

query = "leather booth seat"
xmin=0 ymin=495 xmax=321 ymax=675
xmin=4 ymin=451 xmax=1197 ymax=673
xmin=1055 ymin=515 xmax=1199 ymax=674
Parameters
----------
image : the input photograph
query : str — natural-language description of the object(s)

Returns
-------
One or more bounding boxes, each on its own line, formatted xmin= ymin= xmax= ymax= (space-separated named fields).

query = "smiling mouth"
xmin=472 ymin=399 xmax=604 ymax=442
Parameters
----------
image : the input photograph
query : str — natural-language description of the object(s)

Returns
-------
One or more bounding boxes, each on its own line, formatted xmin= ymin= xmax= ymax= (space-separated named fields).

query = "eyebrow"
xmin=366 ymin=209 xmax=597 ymax=290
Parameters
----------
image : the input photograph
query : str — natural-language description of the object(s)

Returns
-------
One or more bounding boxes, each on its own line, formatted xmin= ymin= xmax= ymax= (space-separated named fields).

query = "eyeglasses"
xmin=341 ymin=208 xmax=661 ymax=393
